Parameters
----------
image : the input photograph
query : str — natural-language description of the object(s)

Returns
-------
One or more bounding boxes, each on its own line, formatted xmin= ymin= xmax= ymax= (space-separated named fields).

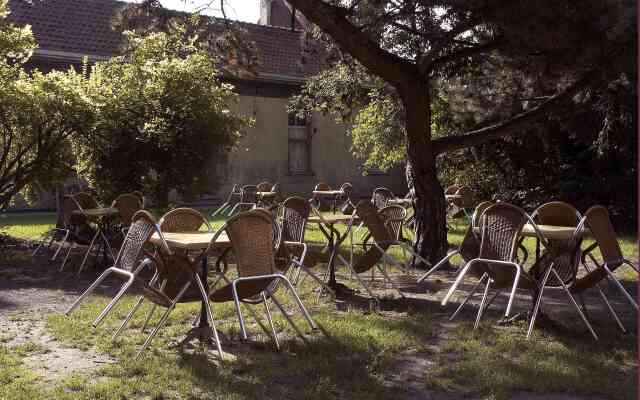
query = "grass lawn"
xmin=0 ymin=209 xmax=637 ymax=399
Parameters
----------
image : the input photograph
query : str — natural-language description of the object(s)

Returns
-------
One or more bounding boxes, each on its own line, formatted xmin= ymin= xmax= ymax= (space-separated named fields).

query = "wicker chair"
xmin=343 ymin=201 xmax=409 ymax=299
xmin=160 ymin=208 xmax=212 ymax=233
xmin=132 ymin=191 xmax=145 ymax=208
xmin=57 ymin=194 xmax=101 ymax=272
xmin=32 ymin=194 xmax=77 ymax=261
xmin=525 ymin=214 xmax=598 ymax=339
xmin=528 ymin=201 xmax=581 ymax=260
xmin=278 ymin=197 xmax=334 ymax=294
xmin=209 ymin=210 xmax=317 ymax=348
xmin=441 ymin=202 xmax=541 ymax=329
xmin=372 ymin=187 xmax=394 ymax=210
xmin=65 ymin=211 xmax=168 ymax=337
xmin=257 ymin=181 xmax=273 ymax=192
xmin=112 ymin=193 xmax=143 ymax=230
xmin=212 ymin=184 xmax=242 ymax=217
xmin=571 ymin=206 xmax=638 ymax=328
xmin=229 ymin=185 xmax=258 ymax=216
xmin=378 ymin=205 xmax=430 ymax=274
xmin=418 ymin=201 xmax=493 ymax=284
xmin=312 ymin=182 xmax=334 ymax=211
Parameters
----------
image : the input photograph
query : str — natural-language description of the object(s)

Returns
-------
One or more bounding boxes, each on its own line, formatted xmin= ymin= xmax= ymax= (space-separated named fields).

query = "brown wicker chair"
xmin=441 ymin=202 xmax=541 ymax=329
xmin=418 ymin=201 xmax=492 ymax=282
xmin=525 ymin=214 xmax=598 ymax=339
xmin=209 ymin=210 xmax=317 ymax=349
xmin=229 ymin=185 xmax=258 ymax=216
xmin=112 ymin=193 xmax=143 ymax=229
xmin=132 ymin=191 xmax=145 ymax=208
xmin=572 ymin=206 xmax=638 ymax=326
xmin=58 ymin=194 xmax=102 ymax=272
xmin=311 ymin=182 xmax=334 ymax=211
xmin=65 ymin=211 xmax=168 ymax=335
xmin=257 ymin=181 xmax=273 ymax=192
xmin=371 ymin=187 xmax=394 ymax=210
xmin=378 ymin=205 xmax=430 ymax=274
xmin=343 ymin=201 xmax=409 ymax=299
xmin=160 ymin=208 xmax=212 ymax=233
xmin=32 ymin=194 xmax=78 ymax=261
xmin=528 ymin=201 xmax=581 ymax=260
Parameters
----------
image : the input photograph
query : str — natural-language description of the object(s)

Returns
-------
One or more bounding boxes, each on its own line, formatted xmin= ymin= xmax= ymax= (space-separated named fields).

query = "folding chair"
xmin=211 ymin=184 xmax=242 ymax=217
xmin=228 ymin=185 xmax=258 ymax=216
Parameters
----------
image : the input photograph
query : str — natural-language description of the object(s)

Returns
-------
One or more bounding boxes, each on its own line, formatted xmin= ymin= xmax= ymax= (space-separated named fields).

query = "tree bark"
xmin=400 ymin=80 xmax=448 ymax=265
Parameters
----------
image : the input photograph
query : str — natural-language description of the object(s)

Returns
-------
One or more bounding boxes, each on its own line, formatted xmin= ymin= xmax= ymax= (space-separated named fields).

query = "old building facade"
xmin=8 ymin=0 xmax=406 ymax=206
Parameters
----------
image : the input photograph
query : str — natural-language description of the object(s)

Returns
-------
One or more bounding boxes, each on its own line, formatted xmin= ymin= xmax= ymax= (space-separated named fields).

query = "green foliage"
xmin=0 ymin=0 xmax=87 ymax=209
xmin=72 ymin=26 xmax=252 ymax=207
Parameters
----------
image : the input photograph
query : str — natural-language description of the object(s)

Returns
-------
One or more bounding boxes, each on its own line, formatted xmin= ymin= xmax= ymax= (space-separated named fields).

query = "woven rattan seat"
xmin=112 ymin=193 xmax=143 ymax=228
xmin=160 ymin=208 xmax=212 ymax=233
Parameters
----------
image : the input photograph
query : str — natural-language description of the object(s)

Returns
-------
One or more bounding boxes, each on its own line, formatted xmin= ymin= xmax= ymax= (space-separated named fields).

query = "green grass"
xmin=425 ymin=321 xmax=637 ymax=400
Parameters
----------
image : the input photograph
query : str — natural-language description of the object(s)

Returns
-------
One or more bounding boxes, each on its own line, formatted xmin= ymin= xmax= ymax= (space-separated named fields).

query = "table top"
xmin=473 ymin=223 xmax=585 ymax=241
xmin=388 ymin=198 xmax=413 ymax=205
xmin=257 ymin=191 xmax=277 ymax=197
xmin=308 ymin=213 xmax=358 ymax=224
xmin=445 ymin=194 xmax=462 ymax=200
xmin=312 ymin=190 xmax=343 ymax=196
xmin=72 ymin=207 xmax=119 ymax=218
xmin=149 ymin=231 xmax=230 ymax=250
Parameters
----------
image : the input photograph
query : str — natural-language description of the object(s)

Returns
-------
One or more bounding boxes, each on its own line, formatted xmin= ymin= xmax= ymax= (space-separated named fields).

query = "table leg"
xmin=198 ymin=255 xmax=210 ymax=330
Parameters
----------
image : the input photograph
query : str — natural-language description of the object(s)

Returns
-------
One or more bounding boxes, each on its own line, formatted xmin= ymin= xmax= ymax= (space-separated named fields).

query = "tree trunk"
xmin=401 ymin=81 xmax=448 ymax=266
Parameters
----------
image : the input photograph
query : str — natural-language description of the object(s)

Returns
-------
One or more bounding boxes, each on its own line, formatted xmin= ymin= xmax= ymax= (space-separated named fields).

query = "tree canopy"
xmin=72 ymin=26 xmax=252 ymax=207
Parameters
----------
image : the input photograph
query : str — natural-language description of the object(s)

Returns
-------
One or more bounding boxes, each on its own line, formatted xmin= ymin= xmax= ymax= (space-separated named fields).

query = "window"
xmin=288 ymin=113 xmax=312 ymax=174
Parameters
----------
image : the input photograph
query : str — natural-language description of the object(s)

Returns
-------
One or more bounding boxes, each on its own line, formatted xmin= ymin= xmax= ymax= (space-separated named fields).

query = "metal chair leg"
xmin=505 ymin=266 xmax=522 ymax=317
xmin=65 ymin=267 xmax=115 ymax=315
xmin=262 ymin=293 xmax=280 ymax=350
xmin=552 ymin=269 xmax=598 ymax=340
xmin=135 ymin=282 xmax=191 ymax=360
xmin=113 ymin=295 xmax=145 ymax=340
xmin=60 ymin=242 xmax=76 ymax=272
xmin=93 ymin=276 xmax=135 ymax=328
xmin=449 ymin=274 xmax=487 ymax=321
xmin=418 ymin=251 xmax=459 ymax=283
xmin=603 ymin=264 xmax=639 ymax=311
xmin=270 ymin=294 xmax=308 ymax=343
xmin=231 ymin=281 xmax=249 ymax=340
xmin=596 ymin=284 xmax=627 ymax=333
xmin=441 ymin=261 xmax=474 ymax=306
xmin=78 ymin=231 xmax=100 ymax=274
xmin=527 ymin=265 xmax=553 ymax=338
xmin=474 ymin=279 xmax=492 ymax=330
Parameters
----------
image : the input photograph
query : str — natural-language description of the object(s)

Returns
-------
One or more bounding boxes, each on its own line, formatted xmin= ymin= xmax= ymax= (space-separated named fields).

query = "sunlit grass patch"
xmin=425 ymin=322 xmax=637 ymax=400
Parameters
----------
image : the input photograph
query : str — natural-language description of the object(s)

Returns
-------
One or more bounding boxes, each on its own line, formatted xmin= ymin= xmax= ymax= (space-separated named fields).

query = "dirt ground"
xmin=1 ymin=241 xmax=636 ymax=399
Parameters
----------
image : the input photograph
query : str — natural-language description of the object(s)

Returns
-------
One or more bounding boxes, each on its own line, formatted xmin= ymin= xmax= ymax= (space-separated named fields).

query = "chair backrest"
xmin=583 ymin=205 xmax=623 ymax=265
xmin=357 ymin=200 xmax=394 ymax=244
xmin=314 ymin=182 xmax=331 ymax=191
xmin=115 ymin=210 xmax=161 ymax=272
xmin=160 ymin=208 xmax=212 ymax=233
xmin=226 ymin=210 xmax=276 ymax=278
xmin=380 ymin=205 xmax=407 ymax=241
xmin=256 ymin=181 xmax=273 ymax=192
xmin=132 ymin=190 xmax=145 ymax=208
xmin=340 ymin=182 xmax=354 ymax=201
xmin=74 ymin=192 xmax=99 ymax=209
xmin=459 ymin=201 xmax=493 ymax=263
xmin=532 ymin=201 xmax=581 ymax=227
xmin=240 ymin=185 xmax=258 ymax=203
xmin=281 ymin=196 xmax=310 ymax=243
xmin=477 ymin=202 xmax=527 ymax=262
xmin=445 ymin=185 xmax=459 ymax=195
xmin=272 ymin=182 xmax=280 ymax=195
xmin=112 ymin=193 xmax=143 ymax=227
xmin=61 ymin=194 xmax=81 ymax=227
xmin=452 ymin=186 xmax=474 ymax=209
xmin=371 ymin=187 xmax=394 ymax=209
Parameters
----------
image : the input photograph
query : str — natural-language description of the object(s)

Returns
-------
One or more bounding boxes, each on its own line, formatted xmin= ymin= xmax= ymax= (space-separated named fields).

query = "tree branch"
xmin=432 ymin=70 xmax=600 ymax=155
xmin=286 ymin=0 xmax=418 ymax=88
